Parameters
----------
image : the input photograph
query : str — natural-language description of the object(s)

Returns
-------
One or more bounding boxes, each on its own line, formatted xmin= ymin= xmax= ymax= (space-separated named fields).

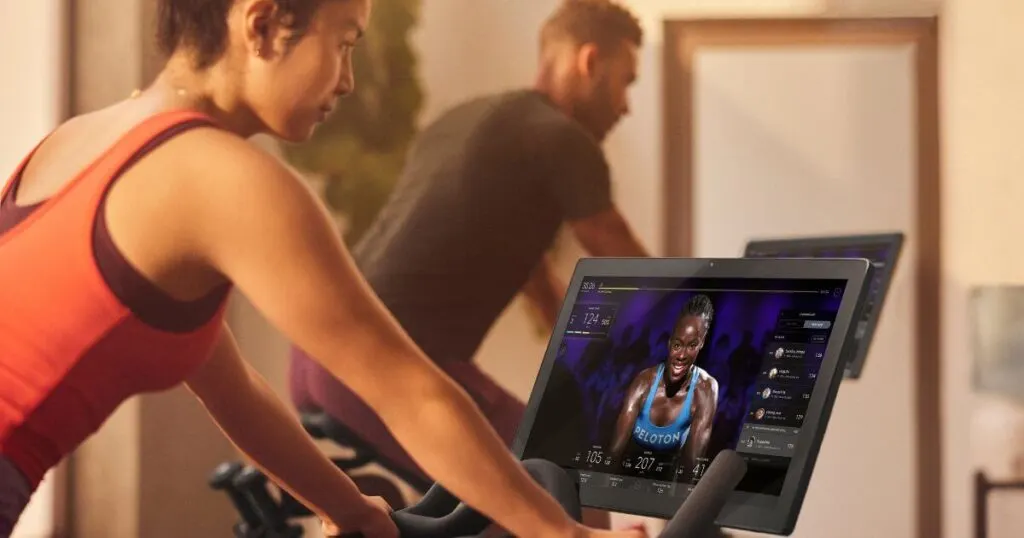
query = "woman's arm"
xmin=180 ymin=131 xmax=583 ymax=538
xmin=184 ymin=323 xmax=394 ymax=535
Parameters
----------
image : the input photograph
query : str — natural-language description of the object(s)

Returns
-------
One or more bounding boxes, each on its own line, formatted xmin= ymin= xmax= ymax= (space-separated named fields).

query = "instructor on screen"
xmin=610 ymin=295 xmax=719 ymax=474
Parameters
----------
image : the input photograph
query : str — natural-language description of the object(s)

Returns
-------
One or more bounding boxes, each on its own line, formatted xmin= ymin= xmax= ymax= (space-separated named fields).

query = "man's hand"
xmin=321 ymin=496 xmax=396 ymax=538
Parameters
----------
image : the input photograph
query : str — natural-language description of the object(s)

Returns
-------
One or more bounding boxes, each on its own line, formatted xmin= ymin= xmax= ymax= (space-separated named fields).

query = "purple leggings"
xmin=288 ymin=348 xmax=526 ymax=485
xmin=0 ymin=457 xmax=30 ymax=538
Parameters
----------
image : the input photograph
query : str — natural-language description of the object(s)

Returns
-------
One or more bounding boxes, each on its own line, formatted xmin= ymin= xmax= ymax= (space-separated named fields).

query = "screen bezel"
xmin=742 ymin=232 xmax=904 ymax=379
xmin=510 ymin=257 xmax=871 ymax=535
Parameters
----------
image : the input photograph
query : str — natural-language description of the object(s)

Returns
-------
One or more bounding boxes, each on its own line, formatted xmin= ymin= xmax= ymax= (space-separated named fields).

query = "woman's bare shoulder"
xmin=158 ymin=125 xmax=313 ymax=211
xmin=629 ymin=365 xmax=659 ymax=390
xmin=105 ymin=110 xmax=324 ymax=267
xmin=695 ymin=367 xmax=719 ymax=395
xmin=175 ymin=128 xmax=290 ymax=175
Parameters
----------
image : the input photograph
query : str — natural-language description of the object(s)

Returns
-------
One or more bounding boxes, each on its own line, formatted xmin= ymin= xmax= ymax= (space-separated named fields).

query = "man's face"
xmin=571 ymin=39 xmax=638 ymax=141
xmin=666 ymin=315 xmax=705 ymax=384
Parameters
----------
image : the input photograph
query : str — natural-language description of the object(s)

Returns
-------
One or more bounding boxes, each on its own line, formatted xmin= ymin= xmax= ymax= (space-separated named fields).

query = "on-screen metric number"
xmin=690 ymin=458 xmax=710 ymax=482
xmin=573 ymin=446 xmax=613 ymax=469
xmin=634 ymin=456 xmax=656 ymax=471
xmin=566 ymin=304 xmax=617 ymax=337
xmin=622 ymin=453 xmax=668 ymax=477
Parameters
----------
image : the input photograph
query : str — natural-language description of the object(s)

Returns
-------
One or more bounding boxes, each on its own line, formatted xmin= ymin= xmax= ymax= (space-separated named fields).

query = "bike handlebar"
xmin=338 ymin=451 xmax=746 ymax=538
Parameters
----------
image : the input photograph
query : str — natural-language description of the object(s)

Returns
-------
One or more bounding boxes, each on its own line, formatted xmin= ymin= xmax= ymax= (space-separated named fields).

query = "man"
xmin=289 ymin=0 xmax=649 ymax=515
xmin=610 ymin=295 xmax=720 ymax=478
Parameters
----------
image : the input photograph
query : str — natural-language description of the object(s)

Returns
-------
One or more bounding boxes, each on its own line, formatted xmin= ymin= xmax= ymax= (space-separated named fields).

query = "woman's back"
xmin=0 ymin=104 xmax=233 ymax=488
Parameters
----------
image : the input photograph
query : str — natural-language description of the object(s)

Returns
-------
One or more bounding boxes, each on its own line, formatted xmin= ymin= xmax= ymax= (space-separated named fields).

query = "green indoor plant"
xmin=281 ymin=0 xmax=423 ymax=246
xmin=280 ymin=0 xmax=556 ymax=340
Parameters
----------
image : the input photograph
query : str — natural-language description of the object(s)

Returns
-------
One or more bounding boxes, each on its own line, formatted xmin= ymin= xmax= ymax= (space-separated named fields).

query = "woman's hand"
xmin=322 ymin=496 xmax=397 ymax=538
xmin=186 ymin=327 xmax=396 ymax=535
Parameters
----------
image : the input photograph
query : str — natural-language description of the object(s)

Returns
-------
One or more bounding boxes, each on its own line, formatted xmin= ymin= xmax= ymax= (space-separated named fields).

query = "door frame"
xmin=662 ymin=17 xmax=942 ymax=538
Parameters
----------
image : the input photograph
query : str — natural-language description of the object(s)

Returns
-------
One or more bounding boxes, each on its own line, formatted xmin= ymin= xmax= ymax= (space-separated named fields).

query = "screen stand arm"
xmin=660 ymin=450 xmax=747 ymax=538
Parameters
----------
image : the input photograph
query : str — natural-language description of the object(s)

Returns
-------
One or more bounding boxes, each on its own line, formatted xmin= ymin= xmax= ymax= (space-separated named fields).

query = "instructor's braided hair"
xmin=681 ymin=294 xmax=714 ymax=332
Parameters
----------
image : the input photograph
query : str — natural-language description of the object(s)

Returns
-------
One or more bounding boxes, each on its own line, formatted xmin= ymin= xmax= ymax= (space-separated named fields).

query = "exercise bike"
xmin=209 ymin=413 xmax=747 ymax=538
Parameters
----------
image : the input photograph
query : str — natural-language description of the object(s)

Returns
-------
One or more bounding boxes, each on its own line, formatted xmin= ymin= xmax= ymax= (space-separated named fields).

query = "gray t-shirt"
xmin=353 ymin=89 xmax=612 ymax=363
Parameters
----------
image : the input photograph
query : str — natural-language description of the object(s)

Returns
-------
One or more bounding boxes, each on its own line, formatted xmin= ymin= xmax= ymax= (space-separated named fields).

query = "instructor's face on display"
xmin=571 ymin=39 xmax=638 ymax=141
xmin=666 ymin=315 xmax=705 ymax=385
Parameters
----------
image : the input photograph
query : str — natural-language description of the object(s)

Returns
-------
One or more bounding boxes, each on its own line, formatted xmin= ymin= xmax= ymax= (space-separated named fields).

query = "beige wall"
xmin=941 ymin=1 xmax=1024 ymax=537
xmin=689 ymin=43 xmax=919 ymax=538
xmin=0 ymin=0 xmax=66 ymax=176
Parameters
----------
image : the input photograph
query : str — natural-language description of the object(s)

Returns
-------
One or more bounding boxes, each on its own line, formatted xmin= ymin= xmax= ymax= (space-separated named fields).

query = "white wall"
xmin=690 ymin=44 xmax=918 ymax=537
xmin=0 ymin=2 xmax=67 ymax=537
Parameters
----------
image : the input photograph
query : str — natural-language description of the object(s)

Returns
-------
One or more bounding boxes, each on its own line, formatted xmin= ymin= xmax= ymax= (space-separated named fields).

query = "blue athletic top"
xmin=631 ymin=363 xmax=702 ymax=452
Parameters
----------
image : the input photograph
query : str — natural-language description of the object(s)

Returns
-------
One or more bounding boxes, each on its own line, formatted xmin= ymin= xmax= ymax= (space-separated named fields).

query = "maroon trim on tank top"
xmin=0 ymin=195 xmax=41 ymax=235
xmin=0 ymin=138 xmax=48 ymax=236
xmin=0 ymin=119 xmax=231 ymax=333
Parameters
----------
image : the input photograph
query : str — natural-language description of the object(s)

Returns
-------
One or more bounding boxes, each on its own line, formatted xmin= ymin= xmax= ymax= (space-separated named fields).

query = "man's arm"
xmin=521 ymin=256 xmax=565 ymax=331
xmin=185 ymin=324 xmax=386 ymax=533
xmin=540 ymin=123 xmax=649 ymax=259
xmin=682 ymin=376 xmax=719 ymax=473
xmin=568 ymin=206 xmax=649 ymax=258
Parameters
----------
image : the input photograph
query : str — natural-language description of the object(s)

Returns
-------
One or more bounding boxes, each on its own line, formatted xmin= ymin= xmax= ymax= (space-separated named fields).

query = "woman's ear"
xmin=240 ymin=0 xmax=280 ymax=58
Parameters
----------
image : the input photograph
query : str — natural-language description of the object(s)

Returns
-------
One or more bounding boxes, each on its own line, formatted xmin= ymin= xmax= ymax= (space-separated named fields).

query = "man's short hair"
xmin=540 ymin=0 xmax=643 ymax=53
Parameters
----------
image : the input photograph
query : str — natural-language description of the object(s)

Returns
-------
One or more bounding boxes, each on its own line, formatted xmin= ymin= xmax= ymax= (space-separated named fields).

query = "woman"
xmin=0 ymin=1 xmax=647 ymax=537
xmin=609 ymin=295 xmax=719 ymax=478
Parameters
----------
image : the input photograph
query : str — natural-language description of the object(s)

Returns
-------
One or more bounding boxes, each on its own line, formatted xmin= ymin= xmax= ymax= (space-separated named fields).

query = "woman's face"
xmin=666 ymin=315 xmax=706 ymax=384
xmin=239 ymin=0 xmax=370 ymax=142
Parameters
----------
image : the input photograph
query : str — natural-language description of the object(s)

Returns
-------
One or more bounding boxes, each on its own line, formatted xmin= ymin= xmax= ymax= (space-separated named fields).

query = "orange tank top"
xmin=0 ymin=110 xmax=232 ymax=489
